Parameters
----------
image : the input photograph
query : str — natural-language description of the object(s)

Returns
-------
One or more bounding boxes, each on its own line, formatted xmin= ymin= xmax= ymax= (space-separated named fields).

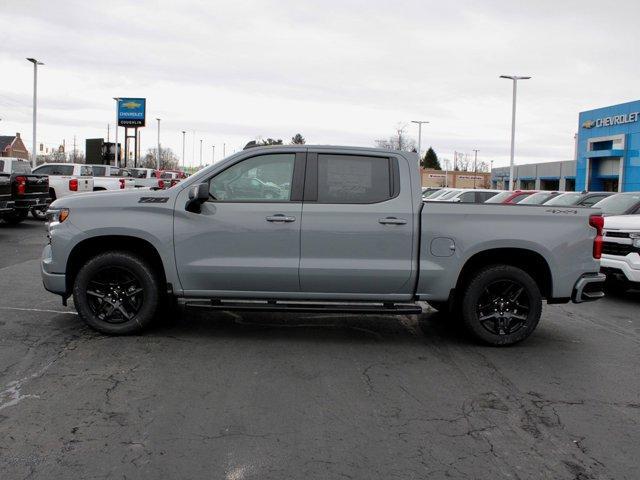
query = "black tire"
xmin=461 ymin=265 xmax=542 ymax=346
xmin=72 ymin=251 xmax=160 ymax=334
xmin=4 ymin=210 xmax=28 ymax=225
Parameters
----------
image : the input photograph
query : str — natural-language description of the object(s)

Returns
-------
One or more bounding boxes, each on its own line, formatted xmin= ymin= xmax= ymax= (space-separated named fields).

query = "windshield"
xmin=130 ymin=168 xmax=148 ymax=178
xmin=518 ymin=192 xmax=554 ymax=205
xmin=544 ymin=192 xmax=583 ymax=206
xmin=424 ymin=189 xmax=448 ymax=199
xmin=438 ymin=190 xmax=461 ymax=200
xmin=592 ymin=193 xmax=640 ymax=215
xmin=12 ymin=160 xmax=32 ymax=174
xmin=484 ymin=191 xmax=511 ymax=203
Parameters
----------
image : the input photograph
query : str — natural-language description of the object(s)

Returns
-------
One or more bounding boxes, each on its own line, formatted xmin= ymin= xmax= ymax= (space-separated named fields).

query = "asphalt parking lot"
xmin=0 ymin=220 xmax=638 ymax=480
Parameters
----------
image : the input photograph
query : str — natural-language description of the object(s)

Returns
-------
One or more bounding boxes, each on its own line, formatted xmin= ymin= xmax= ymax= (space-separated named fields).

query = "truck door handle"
xmin=378 ymin=217 xmax=407 ymax=225
xmin=266 ymin=214 xmax=296 ymax=223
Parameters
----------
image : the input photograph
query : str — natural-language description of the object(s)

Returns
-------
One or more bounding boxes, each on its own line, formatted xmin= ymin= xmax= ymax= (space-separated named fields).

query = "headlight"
xmin=630 ymin=233 xmax=640 ymax=248
xmin=46 ymin=208 xmax=70 ymax=225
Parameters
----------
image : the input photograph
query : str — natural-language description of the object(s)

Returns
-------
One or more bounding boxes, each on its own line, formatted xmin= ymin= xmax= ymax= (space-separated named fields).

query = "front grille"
xmin=602 ymin=242 xmax=637 ymax=256
xmin=605 ymin=231 xmax=630 ymax=238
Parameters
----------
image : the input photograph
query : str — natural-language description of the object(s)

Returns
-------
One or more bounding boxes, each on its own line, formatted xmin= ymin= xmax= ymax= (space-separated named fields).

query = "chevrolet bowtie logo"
xmin=582 ymin=120 xmax=595 ymax=129
xmin=121 ymin=101 xmax=141 ymax=109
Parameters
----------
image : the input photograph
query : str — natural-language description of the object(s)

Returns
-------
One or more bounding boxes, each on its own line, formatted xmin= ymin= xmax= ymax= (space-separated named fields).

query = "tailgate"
xmin=24 ymin=174 xmax=49 ymax=194
xmin=77 ymin=176 xmax=94 ymax=192
xmin=0 ymin=175 xmax=11 ymax=197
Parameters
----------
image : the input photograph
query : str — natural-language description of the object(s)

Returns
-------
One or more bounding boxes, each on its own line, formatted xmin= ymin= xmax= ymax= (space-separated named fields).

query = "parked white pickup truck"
xmin=32 ymin=163 xmax=94 ymax=201
xmin=601 ymin=214 xmax=640 ymax=289
xmin=129 ymin=168 xmax=162 ymax=189
xmin=89 ymin=165 xmax=136 ymax=191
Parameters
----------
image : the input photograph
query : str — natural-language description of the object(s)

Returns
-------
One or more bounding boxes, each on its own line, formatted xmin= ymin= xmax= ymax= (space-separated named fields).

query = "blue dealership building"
xmin=492 ymin=99 xmax=640 ymax=192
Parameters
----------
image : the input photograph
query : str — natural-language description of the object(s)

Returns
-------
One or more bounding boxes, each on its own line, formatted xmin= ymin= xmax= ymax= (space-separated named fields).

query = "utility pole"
xmin=181 ymin=130 xmax=186 ymax=171
xmin=411 ymin=120 xmax=429 ymax=163
xmin=73 ymin=135 xmax=77 ymax=162
xmin=26 ymin=58 xmax=43 ymax=168
xmin=500 ymin=75 xmax=531 ymax=190
xmin=472 ymin=149 xmax=479 ymax=188
xmin=156 ymin=118 xmax=161 ymax=170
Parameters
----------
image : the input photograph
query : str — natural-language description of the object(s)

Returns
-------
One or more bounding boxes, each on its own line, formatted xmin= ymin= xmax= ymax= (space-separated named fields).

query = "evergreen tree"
xmin=291 ymin=133 xmax=306 ymax=144
xmin=421 ymin=147 xmax=441 ymax=170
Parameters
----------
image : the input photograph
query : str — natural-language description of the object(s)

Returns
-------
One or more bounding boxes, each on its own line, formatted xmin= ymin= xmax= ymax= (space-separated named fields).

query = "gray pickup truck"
xmin=42 ymin=146 xmax=605 ymax=345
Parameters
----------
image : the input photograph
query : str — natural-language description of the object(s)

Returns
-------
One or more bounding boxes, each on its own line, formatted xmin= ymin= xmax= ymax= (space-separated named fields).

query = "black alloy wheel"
xmin=86 ymin=266 xmax=144 ymax=324
xmin=476 ymin=279 xmax=530 ymax=336
xmin=461 ymin=265 xmax=542 ymax=346
xmin=73 ymin=251 xmax=161 ymax=334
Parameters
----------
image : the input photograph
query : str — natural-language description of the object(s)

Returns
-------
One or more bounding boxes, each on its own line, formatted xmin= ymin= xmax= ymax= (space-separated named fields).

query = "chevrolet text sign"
xmin=582 ymin=111 xmax=640 ymax=129
xmin=117 ymin=98 xmax=146 ymax=127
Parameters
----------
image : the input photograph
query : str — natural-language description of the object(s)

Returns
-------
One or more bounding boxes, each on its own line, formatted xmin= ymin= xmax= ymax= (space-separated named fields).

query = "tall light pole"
xmin=199 ymin=139 xmax=203 ymax=167
xmin=500 ymin=75 xmax=531 ymax=190
xmin=113 ymin=97 xmax=120 ymax=167
xmin=212 ymin=145 xmax=215 ymax=164
xmin=472 ymin=149 xmax=479 ymax=188
xmin=411 ymin=120 xmax=429 ymax=163
xmin=223 ymin=142 xmax=226 ymax=158
xmin=156 ymin=118 xmax=161 ymax=170
xmin=27 ymin=58 xmax=44 ymax=168
xmin=181 ymin=130 xmax=186 ymax=171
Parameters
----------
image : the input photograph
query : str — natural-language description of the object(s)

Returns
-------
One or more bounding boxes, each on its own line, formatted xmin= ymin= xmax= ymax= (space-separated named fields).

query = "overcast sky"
xmin=1 ymin=0 xmax=639 ymax=168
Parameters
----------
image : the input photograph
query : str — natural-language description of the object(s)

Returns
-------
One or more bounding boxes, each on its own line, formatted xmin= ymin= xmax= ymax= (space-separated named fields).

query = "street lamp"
xmin=156 ymin=118 xmax=161 ymax=170
xmin=500 ymin=75 xmax=531 ymax=190
xmin=212 ymin=145 xmax=215 ymax=164
xmin=26 ymin=58 xmax=44 ymax=168
xmin=181 ymin=130 xmax=186 ymax=170
xmin=199 ymin=139 xmax=203 ymax=167
xmin=411 ymin=120 xmax=429 ymax=163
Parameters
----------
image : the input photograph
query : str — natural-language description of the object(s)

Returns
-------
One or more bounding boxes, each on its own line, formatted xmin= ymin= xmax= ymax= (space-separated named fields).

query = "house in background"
xmin=0 ymin=133 xmax=29 ymax=160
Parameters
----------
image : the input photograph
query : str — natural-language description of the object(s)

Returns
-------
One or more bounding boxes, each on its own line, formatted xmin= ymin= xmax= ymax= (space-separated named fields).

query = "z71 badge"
xmin=138 ymin=197 xmax=169 ymax=204
xmin=545 ymin=208 xmax=578 ymax=215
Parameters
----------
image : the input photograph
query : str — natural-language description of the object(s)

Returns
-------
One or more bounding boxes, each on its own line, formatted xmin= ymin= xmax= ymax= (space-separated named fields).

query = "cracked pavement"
xmin=0 ymin=220 xmax=638 ymax=479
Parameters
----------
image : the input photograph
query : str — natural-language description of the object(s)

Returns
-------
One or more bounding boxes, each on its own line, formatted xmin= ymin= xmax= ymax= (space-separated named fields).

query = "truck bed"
xmin=417 ymin=202 xmax=600 ymax=302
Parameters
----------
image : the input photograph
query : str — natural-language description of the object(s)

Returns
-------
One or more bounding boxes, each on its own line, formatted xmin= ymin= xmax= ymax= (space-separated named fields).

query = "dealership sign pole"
xmin=116 ymin=98 xmax=146 ymax=168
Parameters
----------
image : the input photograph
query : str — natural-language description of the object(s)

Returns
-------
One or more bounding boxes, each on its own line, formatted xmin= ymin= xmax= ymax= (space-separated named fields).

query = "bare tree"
xmin=141 ymin=147 xmax=179 ymax=170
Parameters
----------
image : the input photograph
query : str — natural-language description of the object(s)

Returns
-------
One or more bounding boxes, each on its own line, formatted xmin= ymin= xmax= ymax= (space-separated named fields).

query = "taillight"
xmin=15 ymin=176 xmax=26 ymax=195
xmin=589 ymin=214 xmax=604 ymax=259
xmin=69 ymin=178 xmax=78 ymax=191
xmin=158 ymin=179 xmax=165 ymax=189
xmin=171 ymin=179 xmax=178 ymax=187
xmin=119 ymin=178 xmax=125 ymax=189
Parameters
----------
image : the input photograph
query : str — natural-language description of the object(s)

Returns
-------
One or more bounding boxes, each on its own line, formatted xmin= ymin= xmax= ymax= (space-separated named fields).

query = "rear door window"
xmin=12 ymin=160 xmax=32 ymax=174
xmin=315 ymin=154 xmax=394 ymax=204
xmin=92 ymin=166 xmax=106 ymax=176
xmin=458 ymin=191 xmax=476 ymax=203
xmin=80 ymin=166 xmax=93 ymax=176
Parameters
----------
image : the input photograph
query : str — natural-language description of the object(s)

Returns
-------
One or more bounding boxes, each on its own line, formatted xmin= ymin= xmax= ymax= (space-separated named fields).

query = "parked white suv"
xmin=438 ymin=189 xmax=501 ymax=203
xmin=32 ymin=163 xmax=94 ymax=200
xmin=89 ymin=165 xmax=135 ymax=191
xmin=601 ymin=214 xmax=640 ymax=288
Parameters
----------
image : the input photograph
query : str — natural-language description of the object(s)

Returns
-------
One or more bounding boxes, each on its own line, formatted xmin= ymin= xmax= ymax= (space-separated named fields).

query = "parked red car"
xmin=484 ymin=190 xmax=537 ymax=204
xmin=157 ymin=170 xmax=187 ymax=188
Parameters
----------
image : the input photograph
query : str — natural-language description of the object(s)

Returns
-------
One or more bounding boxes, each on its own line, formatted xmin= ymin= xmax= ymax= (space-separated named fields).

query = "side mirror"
xmin=186 ymin=183 xmax=209 ymax=213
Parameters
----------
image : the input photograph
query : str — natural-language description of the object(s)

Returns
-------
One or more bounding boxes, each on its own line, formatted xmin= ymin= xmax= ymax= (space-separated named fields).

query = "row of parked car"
xmin=422 ymin=187 xmax=640 ymax=216
xmin=0 ymin=157 xmax=187 ymax=224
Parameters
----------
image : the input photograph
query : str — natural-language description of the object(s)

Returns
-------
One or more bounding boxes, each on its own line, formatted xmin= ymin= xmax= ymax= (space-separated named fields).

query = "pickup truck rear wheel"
xmin=72 ymin=251 xmax=160 ymax=335
xmin=461 ymin=265 xmax=542 ymax=346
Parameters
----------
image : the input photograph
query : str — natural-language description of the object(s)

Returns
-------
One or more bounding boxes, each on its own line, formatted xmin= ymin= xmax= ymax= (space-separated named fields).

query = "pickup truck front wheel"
xmin=72 ymin=251 xmax=160 ymax=335
xmin=461 ymin=265 xmax=542 ymax=346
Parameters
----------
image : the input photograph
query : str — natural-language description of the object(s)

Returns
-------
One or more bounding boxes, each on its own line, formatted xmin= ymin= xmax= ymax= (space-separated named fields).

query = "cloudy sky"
xmin=1 ymin=0 xmax=639 ymax=168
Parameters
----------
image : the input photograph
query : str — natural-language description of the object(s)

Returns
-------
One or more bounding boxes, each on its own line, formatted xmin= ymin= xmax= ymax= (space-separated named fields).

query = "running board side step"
xmin=183 ymin=299 xmax=423 ymax=315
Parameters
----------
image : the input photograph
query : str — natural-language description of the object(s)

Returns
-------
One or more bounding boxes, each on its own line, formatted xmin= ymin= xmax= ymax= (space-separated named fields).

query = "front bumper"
xmin=601 ymin=254 xmax=640 ymax=283
xmin=41 ymin=244 xmax=67 ymax=295
xmin=571 ymin=273 xmax=606 ymax=303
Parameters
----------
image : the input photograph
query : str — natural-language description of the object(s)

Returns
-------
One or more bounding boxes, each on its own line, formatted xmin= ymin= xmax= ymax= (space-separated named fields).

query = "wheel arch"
xmin=66 ymin=235 xmax=168 ymax=295
xmin=456 ymin=247 xmax=553 ymax=299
